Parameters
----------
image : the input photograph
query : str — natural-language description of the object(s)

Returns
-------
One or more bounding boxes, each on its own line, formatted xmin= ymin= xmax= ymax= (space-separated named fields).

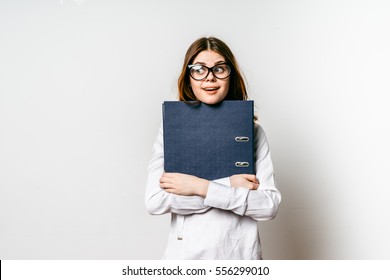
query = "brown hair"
xmin=178 ymin=37 xmax=248 ymax=102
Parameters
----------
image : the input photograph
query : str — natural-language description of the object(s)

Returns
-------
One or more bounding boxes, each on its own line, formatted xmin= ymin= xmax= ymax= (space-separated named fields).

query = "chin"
xmin=200 ymin=98 xmax=223 ymax=105
xmin=198 ymin=94 xmax=226 ymax=105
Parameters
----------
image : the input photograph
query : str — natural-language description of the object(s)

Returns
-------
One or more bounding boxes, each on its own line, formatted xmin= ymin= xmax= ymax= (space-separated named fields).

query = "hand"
xmin=229 ymin=174 xmax=259 ymax=190
xmin=160 ymin=173 xmax=209 ymax=197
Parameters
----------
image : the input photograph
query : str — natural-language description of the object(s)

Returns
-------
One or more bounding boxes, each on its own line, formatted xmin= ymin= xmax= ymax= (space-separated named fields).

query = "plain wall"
xmin=1 ymin=0 xmax=389 ymax=259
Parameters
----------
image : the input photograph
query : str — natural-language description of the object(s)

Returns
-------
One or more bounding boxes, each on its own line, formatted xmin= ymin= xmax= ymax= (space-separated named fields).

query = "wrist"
xmin=197 ymin=179 xmax=209 ymax=198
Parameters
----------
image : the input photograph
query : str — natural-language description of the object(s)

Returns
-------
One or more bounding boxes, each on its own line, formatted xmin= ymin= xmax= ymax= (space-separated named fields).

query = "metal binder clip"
xmin=235 ymin=136 xmax=249 ymax=142
xmin=235 ymin=162 xmax=249 ymax=167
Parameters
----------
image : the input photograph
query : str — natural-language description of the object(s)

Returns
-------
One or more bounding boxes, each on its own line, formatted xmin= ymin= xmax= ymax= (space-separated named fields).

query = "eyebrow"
xmin=192 ymin=60 xmax=226 ymax=66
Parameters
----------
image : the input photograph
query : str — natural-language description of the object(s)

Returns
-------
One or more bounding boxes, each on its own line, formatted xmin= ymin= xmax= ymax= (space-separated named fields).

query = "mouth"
xmin=202 ymin=87 xmax=220 ymax=94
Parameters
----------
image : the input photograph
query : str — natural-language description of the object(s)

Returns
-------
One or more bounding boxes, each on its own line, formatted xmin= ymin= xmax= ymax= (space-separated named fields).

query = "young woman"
xmin=145 ymin=37 xmax=281 ymax=260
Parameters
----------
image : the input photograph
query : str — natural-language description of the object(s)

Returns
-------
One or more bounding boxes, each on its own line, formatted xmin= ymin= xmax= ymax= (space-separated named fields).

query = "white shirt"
xmin=145 ymin=123 xmax=281 ymax=259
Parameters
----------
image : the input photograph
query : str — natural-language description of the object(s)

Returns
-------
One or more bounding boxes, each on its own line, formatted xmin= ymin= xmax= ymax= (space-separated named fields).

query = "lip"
xmin=202 ymin=87 xmax=220 ymax=95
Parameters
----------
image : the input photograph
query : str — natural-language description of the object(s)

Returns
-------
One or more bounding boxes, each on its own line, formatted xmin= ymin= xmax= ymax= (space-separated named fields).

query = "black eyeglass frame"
xmin=187 ymin=63 xmax=232 ymax=81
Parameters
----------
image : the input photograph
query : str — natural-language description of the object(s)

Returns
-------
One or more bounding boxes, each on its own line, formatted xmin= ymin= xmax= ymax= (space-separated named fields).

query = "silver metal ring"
xmin=235 ymin=162 xmax=249 ymax=167
xmin=235 ymin=136 xmax=249 ymax=142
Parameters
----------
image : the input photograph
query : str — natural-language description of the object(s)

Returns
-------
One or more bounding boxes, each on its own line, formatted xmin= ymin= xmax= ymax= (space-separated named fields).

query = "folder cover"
xmin=163 ymin=100 xmax=254 ymax=180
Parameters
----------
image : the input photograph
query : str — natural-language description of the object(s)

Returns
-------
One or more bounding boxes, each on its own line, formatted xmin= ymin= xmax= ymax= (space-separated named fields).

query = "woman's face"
xmin=189 ymin=50 xmax=230 ymax=105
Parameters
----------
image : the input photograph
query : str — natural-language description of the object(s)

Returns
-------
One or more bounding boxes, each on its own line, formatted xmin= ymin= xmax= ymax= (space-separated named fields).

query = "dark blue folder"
xmin=163 ymin=101 xmax=254 ymax=180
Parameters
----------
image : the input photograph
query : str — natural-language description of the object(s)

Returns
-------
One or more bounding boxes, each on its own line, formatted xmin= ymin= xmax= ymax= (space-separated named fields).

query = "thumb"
xmin=239 ymin=174 xmax=258 ymax=183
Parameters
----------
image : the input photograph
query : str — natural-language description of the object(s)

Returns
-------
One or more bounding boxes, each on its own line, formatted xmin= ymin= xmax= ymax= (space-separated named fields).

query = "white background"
xmin=0 ymin=0 xmax=389 ymax=259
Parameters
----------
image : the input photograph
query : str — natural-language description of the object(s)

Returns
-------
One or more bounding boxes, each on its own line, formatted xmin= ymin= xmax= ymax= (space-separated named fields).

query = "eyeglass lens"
xmin=189 ymin=64 xmax=231 ymax=80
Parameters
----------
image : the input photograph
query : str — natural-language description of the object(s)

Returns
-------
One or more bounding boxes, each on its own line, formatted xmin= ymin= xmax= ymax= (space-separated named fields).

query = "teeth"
xmin=204 ymin=88 xmax=218 ymax=90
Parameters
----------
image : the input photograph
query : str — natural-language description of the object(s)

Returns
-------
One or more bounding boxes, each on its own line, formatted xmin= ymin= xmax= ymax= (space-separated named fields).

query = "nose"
xmin=205 ymin=70 xmax=217 ymax=82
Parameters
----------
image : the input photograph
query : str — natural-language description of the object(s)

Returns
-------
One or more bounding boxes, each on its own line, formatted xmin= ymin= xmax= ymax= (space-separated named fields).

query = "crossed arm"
xmin=160 ymin=172 xmax=259 ymax=197
xmin=145 ymin=124 xmax=281 ymax=221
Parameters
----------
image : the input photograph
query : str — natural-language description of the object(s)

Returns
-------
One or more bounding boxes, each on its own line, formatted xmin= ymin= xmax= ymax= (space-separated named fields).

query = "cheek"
xmin=222 ymin=79 xmax=230 ymax=94
xmin=189 ymin=79 xmax=196 ymax=89
xmin=190 ymin=80 xmax=202 ymax=94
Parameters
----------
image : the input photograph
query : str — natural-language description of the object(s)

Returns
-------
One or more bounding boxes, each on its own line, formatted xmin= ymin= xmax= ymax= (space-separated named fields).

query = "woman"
xmin=145 ymin=37 xmax=281 ymax=259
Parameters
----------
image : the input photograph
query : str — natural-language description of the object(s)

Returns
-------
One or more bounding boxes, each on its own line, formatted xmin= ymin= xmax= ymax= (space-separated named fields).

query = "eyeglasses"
xmin=188 ymin=63 xmax=231 ymax=81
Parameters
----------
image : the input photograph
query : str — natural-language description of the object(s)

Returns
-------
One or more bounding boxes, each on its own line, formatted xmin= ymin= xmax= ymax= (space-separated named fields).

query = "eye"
xmin=193 ymin=66 xmax=205 ymax=74
xmin=214 ymin=65 xmax=226 ymax=73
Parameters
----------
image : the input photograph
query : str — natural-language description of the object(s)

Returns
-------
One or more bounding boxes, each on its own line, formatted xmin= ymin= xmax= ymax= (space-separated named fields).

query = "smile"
xmin=202 ymin=87 xmax=220 ymax=91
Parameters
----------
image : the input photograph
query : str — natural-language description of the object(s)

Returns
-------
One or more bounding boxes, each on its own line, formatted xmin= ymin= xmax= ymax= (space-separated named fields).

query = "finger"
xmin=251 ymin=176 xmax=259 ymax=184
xmin=160 ymin=175 xmax=174 ymax=184
xmin=240 ymin=174 xmax=258 ymax=183
xmin=164 ymin=188 xmax=176 ymax=194
xmin=246 ymin=183 xmax=259 ymax=190
xmin=160 ymin=182 xmax=173 ymax=189
xmin=163 ymin=172 xmax=177 ymax=178
xmin=239 ymin=174 xmax=255 ymax=180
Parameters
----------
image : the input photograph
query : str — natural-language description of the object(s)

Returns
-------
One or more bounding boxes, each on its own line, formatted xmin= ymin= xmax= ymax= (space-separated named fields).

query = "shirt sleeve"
xmin=145 ymin=123 xmax=212 ymax=215
xmin=203 ymin=124 xmax=281 ymax=221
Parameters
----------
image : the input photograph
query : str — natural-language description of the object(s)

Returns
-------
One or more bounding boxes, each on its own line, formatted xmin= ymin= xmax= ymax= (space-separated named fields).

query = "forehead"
xmin=193 ymin=50 xmax=226 ymax=64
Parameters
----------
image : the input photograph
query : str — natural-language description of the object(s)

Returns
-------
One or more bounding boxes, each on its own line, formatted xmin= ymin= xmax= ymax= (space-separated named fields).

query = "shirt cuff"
xmin=204 ymin=181 xmax=250 ymax=215
xmin=212 ymin=177 xmax=231 ymax=187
